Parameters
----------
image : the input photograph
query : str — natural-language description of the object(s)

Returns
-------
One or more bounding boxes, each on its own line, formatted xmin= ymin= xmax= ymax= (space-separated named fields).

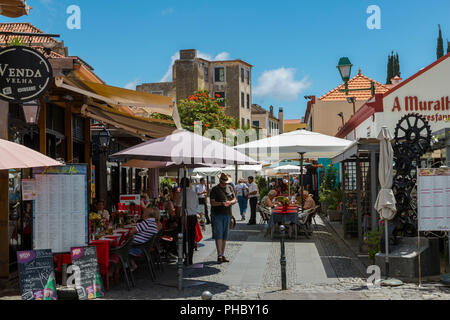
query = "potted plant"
xmin=364 ymin=229 xmax=382 ymax=263
xmin=326 ymin=188 xmax=343 ymax=222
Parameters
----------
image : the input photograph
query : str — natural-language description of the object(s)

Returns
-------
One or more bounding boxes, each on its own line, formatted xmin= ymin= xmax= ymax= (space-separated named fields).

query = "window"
xmin=215 ymin=92 xmax=225 ymax=107
xmin=203 ymin=65 xmax=209 ymax=82
xmin=214 ymin=67 xmax=225 ymax=82
xmin=247 ymin=119 xmax=250 ymax=127
xmin=151 ymin=91 xmax=163 ymax=95
xmin=241 ymin=92 xmax=245 ymax=108
xmin=241 ymin=68 xmax=245 ymax=83
xmin=241 ymin=118 xmax=245 ymax=128
xmin=246 ymin=70 xmax=250 ymax=85
xmin=246 ymin=94 xmax=250 ymax=109
xmin=252 ymin=120 xmax=260 ymax=128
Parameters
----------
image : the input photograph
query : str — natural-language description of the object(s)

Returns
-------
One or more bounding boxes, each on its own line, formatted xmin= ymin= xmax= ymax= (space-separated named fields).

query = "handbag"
xmin=230 ymin=215 xmax=236 ymax=230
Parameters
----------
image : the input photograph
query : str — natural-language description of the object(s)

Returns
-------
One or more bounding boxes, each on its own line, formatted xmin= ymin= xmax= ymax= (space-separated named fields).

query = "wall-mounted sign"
xmin=0 ymin=46 xmax=53 ymax=103
xmin=391 ymin=96 xmax=450 ymax=123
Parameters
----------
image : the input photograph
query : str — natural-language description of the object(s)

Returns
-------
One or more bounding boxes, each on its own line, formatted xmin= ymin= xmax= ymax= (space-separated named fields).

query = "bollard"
xmin=202 ymin=291 xmax=213 ymax=300
xmin=280 ymin=225 xmax=287 ymax=290
xmin=177 ymin=233 xmax=183 ymax=291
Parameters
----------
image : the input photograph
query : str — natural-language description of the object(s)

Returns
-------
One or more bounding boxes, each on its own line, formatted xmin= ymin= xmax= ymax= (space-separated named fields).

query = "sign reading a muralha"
xmin=0 ymin=46 xmax=53 ymax=103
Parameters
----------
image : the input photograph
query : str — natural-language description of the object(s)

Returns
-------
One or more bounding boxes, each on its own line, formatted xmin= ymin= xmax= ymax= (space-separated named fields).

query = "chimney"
xmin=180 ymin=49 xmax=197 ymax=60
xmin=278 ymin=107 xmax=284 ymax=134
xmin=390 ymin=76 xmax=403 ymax=86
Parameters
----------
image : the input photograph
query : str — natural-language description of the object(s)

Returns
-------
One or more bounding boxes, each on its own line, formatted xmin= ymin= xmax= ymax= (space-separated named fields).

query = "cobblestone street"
xmin=2 ymin=206 xmax=450 ymax=301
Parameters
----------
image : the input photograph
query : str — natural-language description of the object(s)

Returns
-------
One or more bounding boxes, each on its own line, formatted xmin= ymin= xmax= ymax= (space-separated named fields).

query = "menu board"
xmin=32 ymin=164 xmax=88 ymax=253
xmin=17 ymin=249 xmax=58 ymax=300
xmin=417 ymin=167 xmax=450 ymax=231
xmin=70 ymin=246 xmax=104 ymax=300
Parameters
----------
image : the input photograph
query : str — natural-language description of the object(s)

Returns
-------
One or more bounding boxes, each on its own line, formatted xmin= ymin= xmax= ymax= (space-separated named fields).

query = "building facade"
xmin=283 ymin=119 xmax=307 ymax=132
xmin=336 ymin=53 xmax=450 ymax=152
xmin=137 ymin=49 xmax=253 ymax=127
xmin=251 ymin=104 xmax=283 ymax=138
xmin=304 ymin=69 xmax=389 ymax=137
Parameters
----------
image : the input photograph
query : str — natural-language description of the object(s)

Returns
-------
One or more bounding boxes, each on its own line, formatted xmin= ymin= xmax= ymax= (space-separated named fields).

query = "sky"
xmin=3 ymin=0 xmax=450 ymax=120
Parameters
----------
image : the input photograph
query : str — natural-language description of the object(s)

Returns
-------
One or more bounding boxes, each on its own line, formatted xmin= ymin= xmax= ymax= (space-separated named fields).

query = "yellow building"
xmin=283 ymin=119 xmax=307 ymax=132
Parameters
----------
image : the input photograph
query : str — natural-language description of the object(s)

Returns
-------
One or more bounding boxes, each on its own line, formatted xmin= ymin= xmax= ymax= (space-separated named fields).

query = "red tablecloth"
xmin=272 ymin=206 xmax=298 ymax=215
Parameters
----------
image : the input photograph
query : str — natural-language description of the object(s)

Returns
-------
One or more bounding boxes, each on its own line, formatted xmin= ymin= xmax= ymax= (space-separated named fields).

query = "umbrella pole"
xmin=178 ymin=165 xmax=187 ymax=291
xmin=384 ymin=219 xmax=390 ymax=279
xmin=299 ymin=153 xmax=305 ymax=211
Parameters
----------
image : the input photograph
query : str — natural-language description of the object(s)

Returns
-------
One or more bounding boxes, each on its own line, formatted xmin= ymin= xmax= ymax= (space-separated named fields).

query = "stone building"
xmin=251 ymin=104 xmax=283 ymax=138
xmin=137 ymin=49 xmax=253 ymax=127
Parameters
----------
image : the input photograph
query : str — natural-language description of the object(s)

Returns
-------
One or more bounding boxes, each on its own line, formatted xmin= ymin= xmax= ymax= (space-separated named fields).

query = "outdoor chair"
xmin=306 ymin=205 xmax=320 ymax=231
xmin=297 ymin=208 xmax=315 ymax=239
xmin=109 ymin=235 xmax=136 ymax=290
xmin=152 ymin=230 xmax=165 ymax=273
xmin=257 ymin=204 xmax=271 ymax=224
xmin=131 ymin=236 xmax=157 ymax=282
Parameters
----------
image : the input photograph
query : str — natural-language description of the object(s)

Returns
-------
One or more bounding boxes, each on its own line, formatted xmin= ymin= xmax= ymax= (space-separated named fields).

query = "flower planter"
xmin=327 ymin=209 xmax=342 ymax=222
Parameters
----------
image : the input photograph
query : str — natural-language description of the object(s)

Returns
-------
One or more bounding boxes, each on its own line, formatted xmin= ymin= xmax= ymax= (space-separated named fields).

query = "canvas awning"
xmin=0 ymin=0 xmax=30 ymax=18
xmin=55 ymin=76 xmax=182 ymax=129
xmin=81 ymin=103 xmax=175 ymax=139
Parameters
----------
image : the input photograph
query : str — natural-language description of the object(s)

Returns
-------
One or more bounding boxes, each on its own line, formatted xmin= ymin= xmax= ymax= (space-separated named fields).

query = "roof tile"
xmin=0 ymin=22 xmax=58 ymax=44
xmin=319 ymin=70 xmax=389 ymax=101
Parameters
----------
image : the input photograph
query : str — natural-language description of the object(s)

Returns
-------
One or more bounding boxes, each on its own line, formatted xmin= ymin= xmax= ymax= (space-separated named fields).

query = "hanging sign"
xmin=0 ymin=46 xmax=53 ymax=103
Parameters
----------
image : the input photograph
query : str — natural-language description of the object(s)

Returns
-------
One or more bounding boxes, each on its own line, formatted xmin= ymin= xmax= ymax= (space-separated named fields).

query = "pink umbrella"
xmin=0 ymin=139 xmax=62 ymax=170
xmin=111 ymin=129 xmax=257 ymax=165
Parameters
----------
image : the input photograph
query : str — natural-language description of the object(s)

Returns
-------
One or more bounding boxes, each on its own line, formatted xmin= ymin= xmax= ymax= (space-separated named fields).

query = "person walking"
xmin=175 ymin=177 xmax=199 ymax=266
xmin=247 ymin=176 xmax=259 ymax=225
xmin=209 ymin=173 xmax=237 ymax=263
xmin=196 ymin=177 xmax=210 ymax=224
xmin=235 ymin=179 xmax=249 ymax=221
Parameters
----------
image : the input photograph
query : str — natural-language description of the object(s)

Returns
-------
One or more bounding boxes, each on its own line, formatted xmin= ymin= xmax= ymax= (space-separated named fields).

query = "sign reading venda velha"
xmin=0 ymin=46 xmax=53 ymax=103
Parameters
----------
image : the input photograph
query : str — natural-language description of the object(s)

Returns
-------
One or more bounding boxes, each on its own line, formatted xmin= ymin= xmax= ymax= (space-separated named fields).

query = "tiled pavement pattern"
xmin=1 ymin=205 xmax=450 ymax=300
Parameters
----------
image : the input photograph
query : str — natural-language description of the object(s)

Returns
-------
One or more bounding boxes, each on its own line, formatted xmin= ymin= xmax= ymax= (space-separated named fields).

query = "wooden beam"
xmin=65 ymin=103 xmax=73 ymax=162
xmin=85 ymin=116 xmax=92 ymax=205
xmin=38 ymin=101 xmax=47 ymax=155
xmin=0 ymin=101 xmax=9 ymax=278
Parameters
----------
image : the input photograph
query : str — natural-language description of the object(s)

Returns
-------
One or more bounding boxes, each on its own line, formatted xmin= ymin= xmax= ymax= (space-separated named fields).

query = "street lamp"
xmin=98 ymin=128 xmax=111 ymax=151
xmin=21 ymin=100 xmax=41 ymax=125
xmin=347 ymin=96 xmax=356 ymax=115
xmin=337 ymin=57 xmax=375 ymax=96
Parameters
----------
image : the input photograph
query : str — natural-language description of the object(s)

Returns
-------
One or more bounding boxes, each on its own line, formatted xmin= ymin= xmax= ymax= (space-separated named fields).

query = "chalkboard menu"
xmin=70 ymin=246 xmax=104 ymax=300
xmin=17 ymin=249 xmax=58 ymax=300
xmin=32 ymin=164 xmax=89 ymax=253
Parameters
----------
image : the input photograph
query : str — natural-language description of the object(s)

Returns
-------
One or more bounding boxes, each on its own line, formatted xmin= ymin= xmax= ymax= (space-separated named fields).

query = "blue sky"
xmin=3 ymin=0 xmax=450 ymax=119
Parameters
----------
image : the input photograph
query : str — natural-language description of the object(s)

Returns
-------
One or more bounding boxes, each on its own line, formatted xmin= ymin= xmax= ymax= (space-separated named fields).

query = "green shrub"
xmin=364 ymin=229 xmax=382 ymax=261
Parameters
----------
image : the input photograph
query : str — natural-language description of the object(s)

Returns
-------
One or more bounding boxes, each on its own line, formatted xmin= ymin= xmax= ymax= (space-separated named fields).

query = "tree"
xmin=385 ymin=53 xmax=393 ymax=84
xmin=386 ymin=52 xmax=400 ymax=84
xmin=437 ymin=24 xmax=444 ymax=59
xmin=177 ymin=90 xmax=237 ymax=135
xmin=394 ymin=52 xmax=401 ymax=78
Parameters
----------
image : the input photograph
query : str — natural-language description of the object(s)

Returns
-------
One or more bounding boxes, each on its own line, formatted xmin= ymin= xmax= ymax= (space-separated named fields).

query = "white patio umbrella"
xmin=374 ymin=126 xmax=402 ymax=286
xmin=0 ymin=139 xmax=62 ymax=170
xmin=235 ymin=130 xmax=352 ymax=209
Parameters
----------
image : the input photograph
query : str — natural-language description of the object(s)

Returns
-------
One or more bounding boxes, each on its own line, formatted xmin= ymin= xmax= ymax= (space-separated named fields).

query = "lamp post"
xmin=338 ymin=112 xmax=345 ymax=128
xmin=21 ymin=100 xmax=41 ymax=125
xmin=337 ymin=57 xmax=375 ymax=97
xmin=97 ymin=128 xmax=111 ymax=152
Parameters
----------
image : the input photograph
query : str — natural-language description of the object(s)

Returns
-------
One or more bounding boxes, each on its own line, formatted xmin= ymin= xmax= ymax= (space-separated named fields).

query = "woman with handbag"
xmin=235 ymin=179 xmax=249 ymax=221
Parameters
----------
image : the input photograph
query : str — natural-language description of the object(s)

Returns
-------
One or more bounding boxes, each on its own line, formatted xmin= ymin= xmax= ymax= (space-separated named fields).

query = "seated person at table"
xmin=259 ymin=190 xmax=278 ymax=220
xmin=96 ymin=199 xmax=110 ymax=224
xmin=128 ymin=208 xmax=161 ymax=271
xmin=302 ymin=190 xmax=316 ymax=211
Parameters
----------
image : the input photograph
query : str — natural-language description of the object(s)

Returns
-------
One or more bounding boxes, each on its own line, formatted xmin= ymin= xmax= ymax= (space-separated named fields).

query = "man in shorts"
xmin=209 ymin=173 xmax=237 ymax=263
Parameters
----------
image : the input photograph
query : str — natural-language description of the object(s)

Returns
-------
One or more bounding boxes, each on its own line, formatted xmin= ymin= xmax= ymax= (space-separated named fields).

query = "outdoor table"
xmin=268 ymin=206 xmax=299 ymax=227
xmin=102 ymin=235 xmax=121 ymax=246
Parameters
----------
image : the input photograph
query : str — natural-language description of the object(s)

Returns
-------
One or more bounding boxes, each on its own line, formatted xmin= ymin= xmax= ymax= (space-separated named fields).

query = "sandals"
xmin=218 ymin=256 xmax=230 ymax=263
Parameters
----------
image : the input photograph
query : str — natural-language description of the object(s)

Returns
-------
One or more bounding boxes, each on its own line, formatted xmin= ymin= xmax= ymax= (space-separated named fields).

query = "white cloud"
xmin=124 ymin=78 xmax=140 ymax=90
xmin=253 ymin=68 xmax=310 ymax=102
xmin=160 ymin=51 xmax=231 ymax=82
xmin=161 ymin=8 xmax=174 ymax=16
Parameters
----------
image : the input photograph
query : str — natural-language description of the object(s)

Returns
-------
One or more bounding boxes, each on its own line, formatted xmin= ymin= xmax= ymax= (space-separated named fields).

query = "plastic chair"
xmin=131 ymin=236 xmax=157 ymax=281
xmin=258 ymin=204 xmax=271 ymax=224
xmin=109 ymin=235 xmax=135 ymax=290
xmin=151 ymin=230 xmax=165 ymax=273
xmin=298 ymin=208 xmax=315 ymax=239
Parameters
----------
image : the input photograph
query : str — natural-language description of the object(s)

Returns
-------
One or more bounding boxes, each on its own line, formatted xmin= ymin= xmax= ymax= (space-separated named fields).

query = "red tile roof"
xmin=0 ymin=22 xmax=59 ymax=44
xmin=319 ymin=69 xmax=389 ymax=101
